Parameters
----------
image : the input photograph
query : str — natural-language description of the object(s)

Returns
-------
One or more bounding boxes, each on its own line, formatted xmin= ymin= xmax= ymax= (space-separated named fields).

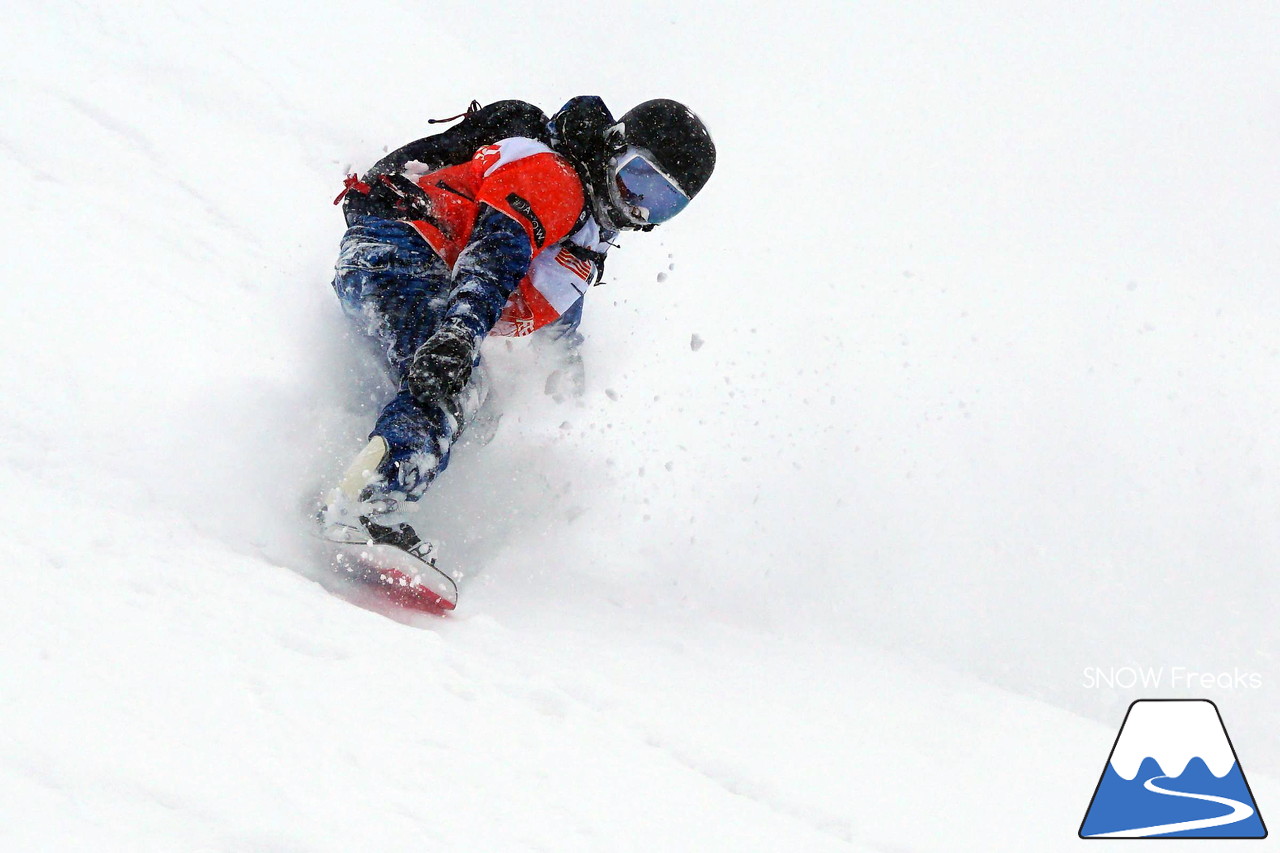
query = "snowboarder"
xmin=320 ymin=96 xmax=716 ymax=609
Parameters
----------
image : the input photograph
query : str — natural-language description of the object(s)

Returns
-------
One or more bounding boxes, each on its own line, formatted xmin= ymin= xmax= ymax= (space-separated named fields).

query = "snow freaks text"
xmin=1082 ymin=667 xmax=1262 ymax=691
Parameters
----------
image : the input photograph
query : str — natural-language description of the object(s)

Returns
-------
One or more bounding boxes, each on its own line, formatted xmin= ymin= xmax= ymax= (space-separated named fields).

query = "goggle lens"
xmin=612 ymin=152 xmax=690 ymax=225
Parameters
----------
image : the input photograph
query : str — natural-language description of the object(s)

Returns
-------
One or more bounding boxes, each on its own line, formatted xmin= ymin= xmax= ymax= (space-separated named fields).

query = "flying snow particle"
xmin=690 ymin=334 xmax=705 ymax=351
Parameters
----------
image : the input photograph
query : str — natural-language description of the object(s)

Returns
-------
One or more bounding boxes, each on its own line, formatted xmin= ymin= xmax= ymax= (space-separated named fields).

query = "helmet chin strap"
xmin=588 ymin=188 xmax=622 ymax=230
xmin=589 ymin=183 xmax=653 ymax=232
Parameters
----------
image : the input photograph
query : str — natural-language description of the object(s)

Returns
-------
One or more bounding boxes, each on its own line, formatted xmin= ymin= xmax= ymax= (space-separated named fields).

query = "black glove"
xmin=370 ymin=173 xmax=434 ymax=220
xmin=407 ymin=322 xmax=476 ymax=405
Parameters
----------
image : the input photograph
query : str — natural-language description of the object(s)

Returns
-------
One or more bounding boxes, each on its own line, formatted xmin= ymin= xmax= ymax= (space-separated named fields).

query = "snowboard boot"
xmin=320 ymin=437 xmax=457 ymax=610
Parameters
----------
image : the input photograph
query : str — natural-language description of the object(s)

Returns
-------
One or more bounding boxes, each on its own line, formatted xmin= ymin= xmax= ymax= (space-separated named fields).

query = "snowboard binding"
xmin=320 ymin=438 xmax=458 ymax=613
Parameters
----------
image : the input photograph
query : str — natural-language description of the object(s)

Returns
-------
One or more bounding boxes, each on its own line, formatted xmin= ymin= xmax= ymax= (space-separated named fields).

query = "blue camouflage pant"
xmin=332 ymin=216 xmax=487 ymax=503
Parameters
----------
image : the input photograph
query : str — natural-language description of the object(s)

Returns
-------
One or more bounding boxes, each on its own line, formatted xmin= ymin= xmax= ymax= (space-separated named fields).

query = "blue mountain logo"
xmin=1080 ymin=699 xmax=1266 ymax=838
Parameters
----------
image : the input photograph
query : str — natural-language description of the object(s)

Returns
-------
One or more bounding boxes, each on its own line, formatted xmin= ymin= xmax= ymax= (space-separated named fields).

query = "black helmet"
xmin=549 ymin=96 xmax=716 ymax=232
xmin=614 ymin=100 xmax=716 ymax=199
xmin=599 ymin=99 xmax=716 ymax=230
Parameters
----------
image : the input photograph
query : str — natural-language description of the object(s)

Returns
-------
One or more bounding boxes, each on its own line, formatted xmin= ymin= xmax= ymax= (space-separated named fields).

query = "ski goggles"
xmin=610 ymin=148 xmax=690 ymax=226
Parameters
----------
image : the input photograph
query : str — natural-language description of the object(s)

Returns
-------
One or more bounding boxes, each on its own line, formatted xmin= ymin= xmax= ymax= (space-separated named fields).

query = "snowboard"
xmin=325 ymin=525 xmax=458 ymax=614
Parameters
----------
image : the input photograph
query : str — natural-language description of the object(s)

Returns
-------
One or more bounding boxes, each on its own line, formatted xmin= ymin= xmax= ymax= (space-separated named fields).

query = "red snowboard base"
xmin=330 ymin=544 xmax=457 ymax=614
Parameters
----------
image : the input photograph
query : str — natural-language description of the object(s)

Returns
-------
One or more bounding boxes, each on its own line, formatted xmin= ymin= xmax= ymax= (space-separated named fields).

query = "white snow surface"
xmin=3 ymin=1 xmax=1279 ymax=850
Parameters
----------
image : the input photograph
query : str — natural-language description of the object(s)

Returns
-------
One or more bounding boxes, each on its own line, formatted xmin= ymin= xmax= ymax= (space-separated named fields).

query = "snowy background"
xmin=3 ymin=0 xmax=1278 ymax=849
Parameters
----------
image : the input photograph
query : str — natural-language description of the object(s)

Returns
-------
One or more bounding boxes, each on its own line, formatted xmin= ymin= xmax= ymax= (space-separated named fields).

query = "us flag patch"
xmin=555 ymin=249 xmax=594 ymax=281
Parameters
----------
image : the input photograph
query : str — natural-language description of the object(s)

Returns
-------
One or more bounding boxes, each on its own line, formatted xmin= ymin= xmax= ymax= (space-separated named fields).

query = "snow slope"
xmin=2 ymin=1 xmax=1278 ymax=849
